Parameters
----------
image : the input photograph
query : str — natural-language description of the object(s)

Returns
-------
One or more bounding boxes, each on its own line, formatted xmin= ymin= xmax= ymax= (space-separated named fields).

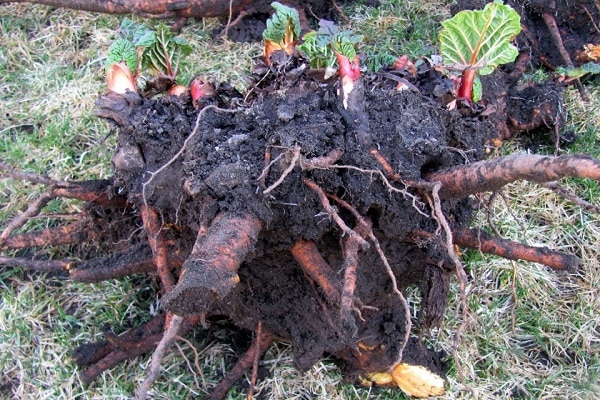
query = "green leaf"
xmin=262 ymin=2 xmax=301 ymax=44
xmin=297 ymin=31 xmax=337 ymax=69
xmin=105 ymin=38 xmax=138 ymax=72
xmin=439 ymin=0 xmax=521 ymax=76
xmin=365 ymin=52 xmax=397 ymax=73
xmin=119 ymin=18 xmax=155 ymax=48
xmin=556 ymin=62 xmax=600 ymax=79
xmin=331 ymin=31 xmax=362 ymax=61
xmin=141 ymin=24 xmax=191 ymax=78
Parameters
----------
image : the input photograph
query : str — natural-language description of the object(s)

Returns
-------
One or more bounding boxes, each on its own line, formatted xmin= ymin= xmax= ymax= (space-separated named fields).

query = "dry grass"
xmin=1 ymin=1 xmax=599 ymax=399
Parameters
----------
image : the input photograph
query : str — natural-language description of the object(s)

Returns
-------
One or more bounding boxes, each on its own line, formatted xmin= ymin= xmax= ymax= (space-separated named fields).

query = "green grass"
xmin=1 ymin=1 xmax=599 ymax=399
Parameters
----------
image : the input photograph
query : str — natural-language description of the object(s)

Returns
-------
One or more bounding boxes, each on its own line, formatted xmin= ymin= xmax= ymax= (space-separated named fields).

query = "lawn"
xmin=0 ymin=1 xmax=599 ymax=399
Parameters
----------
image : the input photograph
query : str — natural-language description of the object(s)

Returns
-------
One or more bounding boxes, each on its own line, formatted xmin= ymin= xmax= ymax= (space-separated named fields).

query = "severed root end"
xmin=162 ymin=213 xmax=262 ymax=315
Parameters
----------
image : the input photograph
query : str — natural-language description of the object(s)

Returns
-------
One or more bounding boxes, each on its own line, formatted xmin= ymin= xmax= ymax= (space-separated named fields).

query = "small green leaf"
xmin=141 ymin=24 xmax=191 ymax=78
xmin=439 ymin=1 xmax=521 ymax=76
xmin=119 ymin=18 xmax=155 ymax=47
xmin=106 ymin=38 xmax=138 ymax=73
xmin=557 ymin=62 xmax=600 ymax=78
xmin=263 ymin=2 xmax=301 ymax=44
xmin=297 ymin=31 xmax=337 ymax=69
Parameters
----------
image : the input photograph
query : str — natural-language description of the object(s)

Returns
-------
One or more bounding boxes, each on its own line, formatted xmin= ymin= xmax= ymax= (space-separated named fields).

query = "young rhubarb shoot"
xmin=105 ymin=38 xmax=138 ymax=93
xmin=262 ymin=2 xmax=301 ymax=63
xmin=105 ymin=18 xmax=191 ymax=95
xmin=309 ymin=19 xmax=362 ymax=108
xmin=331 ymin=31 xmax=362 ymax=109
xmin=106 ymin=61 xmax=136 ymax=94
xmin=439 ymin=0 xmax=521 ymax=102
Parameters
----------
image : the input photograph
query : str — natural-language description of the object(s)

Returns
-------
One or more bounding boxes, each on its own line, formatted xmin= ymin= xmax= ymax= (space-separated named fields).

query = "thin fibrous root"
xmin=247 ymin=321 xmax=263 ymax=400
xmin=302 ymin=178 xmax=369 ymax=249
xmin=260 ymin=148 xmax=344 ymax=194
xmin=427 ymin=182 xmax=473 ymax=394
xmin=137 ymin=314 xmax=184 ymax=400
xmin=263 ymin=146 xmax=300 ymax=195
xmin=543 ymin=182 xmax=600 ymax=215
xmin=142 ymin=105 xmax=239 ymax=207
xmin=328 ymin=194 xmax=412 ymax=366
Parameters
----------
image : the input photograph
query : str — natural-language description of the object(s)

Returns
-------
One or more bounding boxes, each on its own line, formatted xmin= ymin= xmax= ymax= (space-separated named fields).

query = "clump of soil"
xmin=94 ymin=54 xmax=501 ymax=382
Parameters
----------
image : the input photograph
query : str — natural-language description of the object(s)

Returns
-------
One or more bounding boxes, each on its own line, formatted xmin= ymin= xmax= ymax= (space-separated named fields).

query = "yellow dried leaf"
xmin=391 ymin=363 xmax=445 ymax=398
xmin=365 ymin=371 xmax=394 ymax=386
xmin=584 ymin=44 xmax=600 ymax=61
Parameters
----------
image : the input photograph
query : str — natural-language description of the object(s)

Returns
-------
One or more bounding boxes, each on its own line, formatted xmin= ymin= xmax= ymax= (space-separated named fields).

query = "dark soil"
xmin=98 ymin=74 xmax=492 ymax=377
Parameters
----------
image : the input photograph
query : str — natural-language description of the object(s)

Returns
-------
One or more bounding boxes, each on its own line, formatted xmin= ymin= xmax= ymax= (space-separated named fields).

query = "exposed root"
xmin=69 ymin=242 xmax=184 ymax=282
xmin=162 ymin=213 xmax=262 ymax=315
xmin=0 ymin=160 xmax=66 ymax=185
xmin=74 ymin=314 xmax=166 ymax=385
xmin=208 ymin=328 xmax=273 ymax=400
xmin=453 ymin=227 xmax=580 ymax=271
xmin=291 ymin=240 xmax=341 ymax=303
xmin=137 ymin=314 xmax=184 ymax=400
xmin=340 ymin=229 xmax=362 ymax=326
xmin=427 ymin=182 xmax=472 ymax=394
xmin=0 ymin=220 xmax=100 ymax=251
xmin=333 ymin=164 xmax=428 ymax=216
xmin=0 ymin=163 xmax=126 ymax=248
xmin=0 ymin=191 xmax=58 ymax=247
xmin=541 ymin=10 xmax=587 ymax=99
xmin=140 ymin=205 xmax=176 ymax=291
xmin=328 ymin=194 xmax=412 ymax=366
xmin=303 ymin=178 xmax=369 ymax=249
xmin=260 ymin=147 xmax=344 ymax=194
xmin=247 ymin=321 xmax=263 ymax=400
xmin=300 ymin=148 xmax=345 ymax=170
xmin=263 ymin=146 xmax=301 ymax=195
xmin=426 ymin=154 xmax=600 ymax=198
xmin=0 ymin=255 xmax=71 ymax=273
xmin=543 ymin=182 xmax=600 ymax=215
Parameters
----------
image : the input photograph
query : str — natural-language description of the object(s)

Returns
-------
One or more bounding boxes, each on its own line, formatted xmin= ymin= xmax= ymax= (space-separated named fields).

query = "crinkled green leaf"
xmin=365 ymin=52 xmax=397 ymax=73
xmin=297 ymin=31 xmax=337 ymax=69
xmin=105 ymin=38 xmax=138 ymax=72
xmin=119 ymin=18 xmax=155 ymax=48
xmin=331 ymin=34 xmax=362 ymax=62
xmin=262 ymin=2 xmax=301 ymax=44
xmin=439 ymin=0 xmax=521 ymax=75
xmin=316 ymin=19 xmax=339 ymax=47
xmin=142 ymin=24 xmax=191 ymax=78
xmin=556 ymin=62 xmax=600 ymax=78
